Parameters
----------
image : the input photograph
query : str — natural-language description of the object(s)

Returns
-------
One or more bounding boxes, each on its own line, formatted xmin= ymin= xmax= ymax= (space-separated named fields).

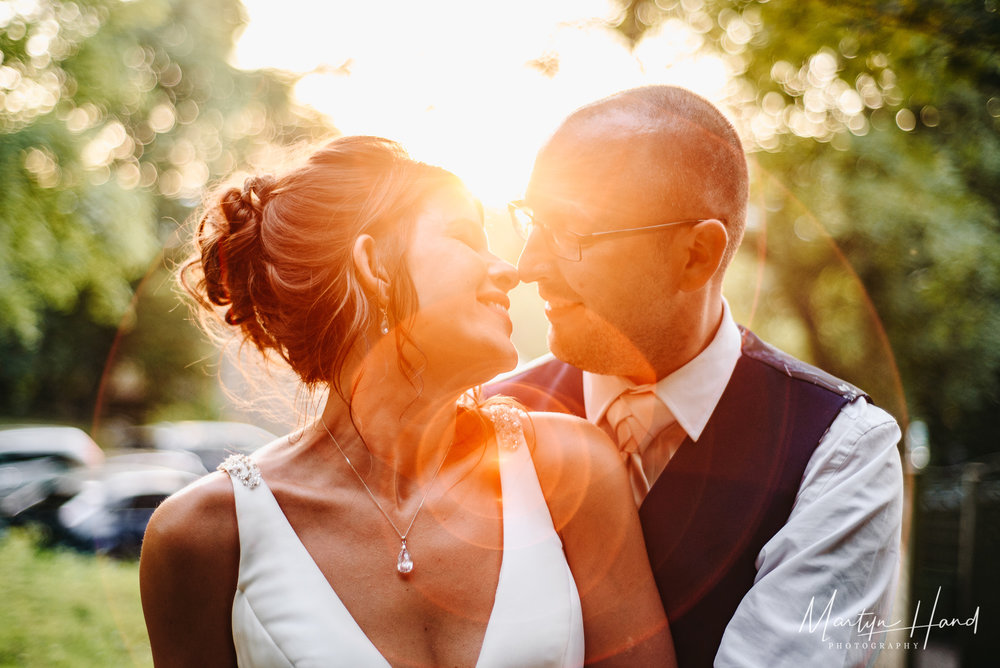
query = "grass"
xmin=0 ymin=528 xmax=153 ymax=668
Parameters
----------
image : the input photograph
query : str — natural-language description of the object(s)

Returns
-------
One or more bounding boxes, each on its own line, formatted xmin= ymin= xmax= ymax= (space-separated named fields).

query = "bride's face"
xmin=402 ymin=185 xmax=519 ymax=390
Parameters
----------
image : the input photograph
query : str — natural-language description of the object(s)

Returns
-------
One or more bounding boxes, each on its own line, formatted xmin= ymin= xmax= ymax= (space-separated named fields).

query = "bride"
xmin=139 ymin=136 xmax=674 ymax=667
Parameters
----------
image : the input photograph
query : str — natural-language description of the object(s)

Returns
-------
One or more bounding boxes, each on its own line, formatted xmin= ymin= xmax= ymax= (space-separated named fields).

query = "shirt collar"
xmin=583 ymin=299 xmax=741 ymax=441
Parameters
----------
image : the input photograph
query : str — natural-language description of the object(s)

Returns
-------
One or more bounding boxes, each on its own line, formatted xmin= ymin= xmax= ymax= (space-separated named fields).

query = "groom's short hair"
xmin=558 ymin=85 xmax=749 ymax=267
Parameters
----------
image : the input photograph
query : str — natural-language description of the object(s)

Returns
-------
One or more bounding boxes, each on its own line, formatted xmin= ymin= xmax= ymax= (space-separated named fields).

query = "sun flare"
xmin=234 ymin=0 xmax=733 ymax=208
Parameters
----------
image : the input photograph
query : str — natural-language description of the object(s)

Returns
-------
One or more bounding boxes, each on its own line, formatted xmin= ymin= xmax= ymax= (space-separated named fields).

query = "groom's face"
xmin=517 ymin=119 xmax=694 ymax=380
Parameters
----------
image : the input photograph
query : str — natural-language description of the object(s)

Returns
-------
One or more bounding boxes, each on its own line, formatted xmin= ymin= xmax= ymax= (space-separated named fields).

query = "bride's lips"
xmin=479 ymin=293 xmax=513 ymax=332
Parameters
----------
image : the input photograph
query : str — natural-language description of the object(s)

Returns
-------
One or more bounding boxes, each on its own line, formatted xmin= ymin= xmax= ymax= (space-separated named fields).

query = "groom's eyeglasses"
xmin=508 ymin=200 xmax=717 ymax=262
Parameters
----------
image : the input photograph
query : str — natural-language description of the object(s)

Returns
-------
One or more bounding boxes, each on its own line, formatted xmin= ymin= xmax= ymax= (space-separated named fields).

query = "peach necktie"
xmin=603 ymin=388 xmax=684 ymax=505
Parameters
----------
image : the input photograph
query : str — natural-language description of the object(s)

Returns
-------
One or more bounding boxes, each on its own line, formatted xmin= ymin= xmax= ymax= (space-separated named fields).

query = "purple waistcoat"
xmin=486 ymin=328 xmax=865 ymax=667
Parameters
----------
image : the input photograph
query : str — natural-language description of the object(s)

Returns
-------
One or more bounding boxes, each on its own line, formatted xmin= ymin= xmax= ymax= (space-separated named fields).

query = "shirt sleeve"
xmin=714 ymin=398 xmax=904 ymax=667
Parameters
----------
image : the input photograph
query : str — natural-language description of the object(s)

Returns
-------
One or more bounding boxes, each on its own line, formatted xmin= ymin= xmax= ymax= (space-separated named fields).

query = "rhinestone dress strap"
xmin=219 ymin=453 xmax=262 ymax=489
xmin=488 ymin=405 xmax=527 ymax=450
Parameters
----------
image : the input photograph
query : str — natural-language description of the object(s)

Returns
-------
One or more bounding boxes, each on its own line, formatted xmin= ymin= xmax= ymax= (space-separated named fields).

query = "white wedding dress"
xmin=220 ymin=409 xmax=584 ymax=667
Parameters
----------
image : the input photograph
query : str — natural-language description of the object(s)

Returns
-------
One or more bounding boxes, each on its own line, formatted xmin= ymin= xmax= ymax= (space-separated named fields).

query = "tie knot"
xmin=613 ymin=414 xmax=643 ymax=454
xmin=604 ymin=389 xmax=672 ymax=456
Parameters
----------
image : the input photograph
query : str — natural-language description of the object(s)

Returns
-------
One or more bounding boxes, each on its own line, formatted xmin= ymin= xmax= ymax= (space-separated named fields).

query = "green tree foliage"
xmin=615 ymin=0 xmax=1000 ymax=463
xmin=0 ymin=0 xmax=327 ymax=421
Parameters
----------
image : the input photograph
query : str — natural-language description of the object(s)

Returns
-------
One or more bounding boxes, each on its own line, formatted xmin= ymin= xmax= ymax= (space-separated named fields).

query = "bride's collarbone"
xmin=268 ymin=468 xmax=503 ymax=581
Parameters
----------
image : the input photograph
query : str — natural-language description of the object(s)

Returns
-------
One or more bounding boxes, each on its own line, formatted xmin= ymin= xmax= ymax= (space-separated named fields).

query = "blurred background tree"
xmin=3 ymin=0 xmax=998 ymax=467
xmin=615 ymin=0 xmax=1000 ymax=465
xmin=0 ymin=0 xmax=326 ymax=425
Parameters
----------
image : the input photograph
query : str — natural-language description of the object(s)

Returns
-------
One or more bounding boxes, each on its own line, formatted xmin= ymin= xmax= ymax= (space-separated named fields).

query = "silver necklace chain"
xmin=320 ymin=418 xmax=453 ymax=576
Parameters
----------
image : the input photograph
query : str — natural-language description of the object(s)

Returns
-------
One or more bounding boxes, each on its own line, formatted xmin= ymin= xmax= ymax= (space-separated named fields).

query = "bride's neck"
xmin=323 ymin=362 xmax=469 ymax=490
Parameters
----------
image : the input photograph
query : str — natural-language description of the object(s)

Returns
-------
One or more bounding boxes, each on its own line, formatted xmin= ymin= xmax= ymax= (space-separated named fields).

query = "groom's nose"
xmin=516 ymin=226 xmax=553 ymax=284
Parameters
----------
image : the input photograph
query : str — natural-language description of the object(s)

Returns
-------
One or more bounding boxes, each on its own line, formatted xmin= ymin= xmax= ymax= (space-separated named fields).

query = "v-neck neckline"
xmin=255 ymin=446 xmax=508 ymax=667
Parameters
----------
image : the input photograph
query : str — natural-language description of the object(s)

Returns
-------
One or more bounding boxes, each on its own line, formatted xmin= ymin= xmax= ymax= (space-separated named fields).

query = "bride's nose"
xmin=488 ymin=255 xmax=519 ymax=292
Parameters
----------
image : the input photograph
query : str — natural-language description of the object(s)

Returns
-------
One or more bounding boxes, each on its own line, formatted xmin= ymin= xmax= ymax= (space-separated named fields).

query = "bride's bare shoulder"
xmin=145 ymin=432 xmax=292 ymax=557
xmin=143 ymin=470 xmax=239 ymax=560
xmin=507 ymin=411 xmax=625 ymax=518
xmin=140 ymin=468 xmax=245 ymax=665
xmin=525 ymin=411 xmax=619 ymax=467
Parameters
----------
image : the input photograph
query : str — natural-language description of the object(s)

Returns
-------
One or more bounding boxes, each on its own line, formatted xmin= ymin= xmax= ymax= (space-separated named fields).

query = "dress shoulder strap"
xmin=487 ymin=404 xmax=528 ymax=451
xmin=218 ymin=453 xmax=263 ymax=488
xmin=217 ymin=453 xmax=280 ymax=552
xmin=477 ymin=403 xmax=585 ymax=667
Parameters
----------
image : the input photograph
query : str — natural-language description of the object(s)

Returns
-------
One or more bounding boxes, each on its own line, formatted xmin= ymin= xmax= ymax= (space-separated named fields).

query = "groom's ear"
xmin=677 ymin=218 xmax=728 ymax=292
xmin=352 ymin=234 xmax=390 ymax=301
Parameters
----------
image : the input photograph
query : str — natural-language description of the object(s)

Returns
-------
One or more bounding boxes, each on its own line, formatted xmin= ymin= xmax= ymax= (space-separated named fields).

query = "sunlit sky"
xmin=233 ymin=0 xmax=731 ymax=207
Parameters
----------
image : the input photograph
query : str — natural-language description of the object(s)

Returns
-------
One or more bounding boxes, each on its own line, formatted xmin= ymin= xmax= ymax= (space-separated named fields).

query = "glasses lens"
xmin=547 ymin=228 xmax=580 ymax=261
xmin=508 ymin=202 xmax=581 ymax=260
xmin=509 ymin=204 xmax=534 ymax=241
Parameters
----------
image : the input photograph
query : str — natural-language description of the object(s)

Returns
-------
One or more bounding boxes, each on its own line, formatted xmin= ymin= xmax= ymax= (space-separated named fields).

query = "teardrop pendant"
xmin=396 ymin=540 xmax=414 ymax=575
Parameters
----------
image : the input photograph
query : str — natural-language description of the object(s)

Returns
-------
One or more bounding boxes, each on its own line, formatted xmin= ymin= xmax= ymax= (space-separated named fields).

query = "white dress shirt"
xmin=584 ymin=300 xmax=904 ymax=667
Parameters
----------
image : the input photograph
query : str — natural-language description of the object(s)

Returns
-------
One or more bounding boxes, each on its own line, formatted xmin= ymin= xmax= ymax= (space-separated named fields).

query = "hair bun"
xmin=220 ymin=174 xmax=276 ymax=233
xmin=243 ymin=174 xmax=277 ymax=211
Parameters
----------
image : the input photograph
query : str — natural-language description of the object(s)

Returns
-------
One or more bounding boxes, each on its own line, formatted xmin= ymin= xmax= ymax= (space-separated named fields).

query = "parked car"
xmin=99 ymin=448 xmax=208 ymax=477
xmin=4 ymin=421 xmax=273 ymax=556
xmin=120 ymin=420 xmax=276 ymax=471
xmin=0 ymin=425 xmax=104 ymax=522
xmin=55 ymin=458 xmax=202 ymax=557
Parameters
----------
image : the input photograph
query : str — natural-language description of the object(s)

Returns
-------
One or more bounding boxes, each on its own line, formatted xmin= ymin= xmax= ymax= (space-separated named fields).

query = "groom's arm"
xmin=715 ymin=398 xmax=903 ymax=667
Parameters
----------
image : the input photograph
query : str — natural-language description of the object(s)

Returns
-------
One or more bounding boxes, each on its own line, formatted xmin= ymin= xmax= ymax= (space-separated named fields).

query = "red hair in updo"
xmin=179 ymin=135 xmax=464 ymax=396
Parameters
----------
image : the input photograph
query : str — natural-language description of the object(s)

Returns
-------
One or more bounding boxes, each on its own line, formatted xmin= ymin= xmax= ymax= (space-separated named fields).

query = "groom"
xmin=490 ymin=86 xmax=903 ymax=666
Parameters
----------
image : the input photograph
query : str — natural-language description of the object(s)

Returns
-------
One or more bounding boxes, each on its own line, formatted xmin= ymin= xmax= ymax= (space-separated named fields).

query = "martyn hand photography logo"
xmin=799 ymin=587 xmax=980 ymax=652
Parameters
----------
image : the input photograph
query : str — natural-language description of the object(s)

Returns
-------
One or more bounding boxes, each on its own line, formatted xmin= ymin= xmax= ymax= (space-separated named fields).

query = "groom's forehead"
xmin=531 ymin=118 xmax=679 ymax=185
xmin=526 ymin=134 xmax=678 ymax=219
